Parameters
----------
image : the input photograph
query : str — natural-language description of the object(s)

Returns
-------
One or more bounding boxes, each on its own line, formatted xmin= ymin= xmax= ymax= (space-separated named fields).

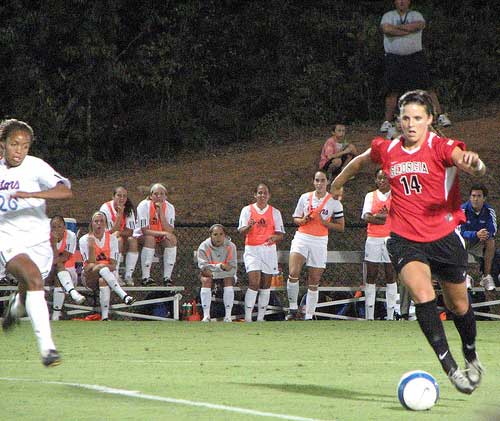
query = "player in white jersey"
xmin=49 ymin=215 xmax=85 ymax=320
xmin=99 ymin=186 xmax=139 ymax=286
xmin=238 ymin=183 xmax=285 ymax=322
xmin=134 ymin=183 xmax=177 ymax=286
xmin=79 ymin=211 xmax=136 ymax=321
xmin=0 ymin=119 xmax=72 ymax=367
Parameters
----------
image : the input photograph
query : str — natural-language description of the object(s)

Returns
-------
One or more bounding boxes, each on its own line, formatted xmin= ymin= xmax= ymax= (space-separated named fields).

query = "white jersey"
xmin=0 ymin=155 xmax=71 ymax=249
xmin=79 ymin=232 xmax=119 ymax=263
xmin=292 ymin=192 xmax=343 ymax=223
xmin=56 ymin=229 xmax=77 ymax=254
xmin=361 ymin=190 xmax=391 ymax=221
xmin=99 ymin=201 xmax=136 ymax=231
xmin=134 ymin=199 xmax=176 ymax=237
xmin=238 ymin=204 xmax=285 ymax=233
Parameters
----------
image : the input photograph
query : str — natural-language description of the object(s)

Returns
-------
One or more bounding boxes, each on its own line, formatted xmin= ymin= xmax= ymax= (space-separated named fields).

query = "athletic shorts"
xmin=0 ymin=239 xmax=53 ymax=281
xmin=384 ymin=51 xmax=432 ymax=93
xmin=290 ymin=232 xmax=328 ymax=269
xmin=243 ymin=244 xmax=278 ymax=275
xmin=386 ymin=230 xmax=467 ymax=283
xmin=364 ymin=236 xmax=391 ymax=263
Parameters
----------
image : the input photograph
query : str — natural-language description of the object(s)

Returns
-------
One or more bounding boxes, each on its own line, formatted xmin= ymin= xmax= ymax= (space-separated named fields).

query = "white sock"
xmin=57 ymin=270 xmax=76 ymax=294
xmin=141 ymin=247 xmax=155 ymax=279
xmin=163 ymin=246 xmax=177 ymax=279
xmin=52 ymin=287 xmax=65 ymax=321
xmin=385 ymin=282 xmax=398 ymax=320
xmin=365 ymin=283 xmax=376 ymax=320
xmin=117 ymin=253 xmax=124 ymax=273
xmin=200 ymin=287 xmax=212 ymax=319
xmin=25 ymin=290 xmax=56 ymax=353
xmin=99 ymin=267 xmax=127 ymax=300
xmin=223 ymin=286 xmax=234 ymax=318
xmin=244 ymin=288 xmax=258 ymax=322
xmin=287 ymin=279 xmax=300 ymax=310
xmin=257 ymin=289 xmax=271 ymax=321
xmin=305 ymin=289 xmax=319 ymax=320
xmin=125 ymin=251 xmax=139 ymax=281
xmin=99 ymin=286 xmax=111 ymax=319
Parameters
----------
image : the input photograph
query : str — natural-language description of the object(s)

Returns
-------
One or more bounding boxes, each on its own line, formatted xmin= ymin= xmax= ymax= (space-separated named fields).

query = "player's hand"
xmin=11 ymin=190 xmax=31 ymax=199
xmin=330 ymin=185 xmax=343 ymax=201
xmin=477 ymin=228 xmax=489 ymax=241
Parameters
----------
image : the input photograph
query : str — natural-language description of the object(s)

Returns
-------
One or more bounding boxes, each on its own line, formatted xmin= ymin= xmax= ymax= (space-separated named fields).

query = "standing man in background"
xmin=379 ymin=0 xmax=450 ymax=138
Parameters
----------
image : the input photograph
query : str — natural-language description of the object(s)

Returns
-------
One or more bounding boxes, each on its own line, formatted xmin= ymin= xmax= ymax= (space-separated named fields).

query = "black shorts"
xmin=386 ymin=231 xmax=468 ymax=283
xmin=384 ymin=51 xmax=432 ymax=94
xmin=322 ymin=154 xmax=353 ymax=173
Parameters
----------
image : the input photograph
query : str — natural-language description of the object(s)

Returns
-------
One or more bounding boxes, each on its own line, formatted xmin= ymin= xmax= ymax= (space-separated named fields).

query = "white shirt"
xmin=380 ymin=10 xmax=425 ymax=55
xmin=79 ymin=232 xmax=119 ymax=263
xmin=361 ymin=190 xmax=391 ymax=220
xmin=0 ymin=155 xmax=70 ymax=248
xmin=99 ymin=201 xmax=136 ymax=231
xmin=293 ymin=192 xmax=343 ymax=222
xmin=56 ymin=229 xmax=77 ymax=254
xmin=238 ymin=204 xmax=285 ymax=233
xmin=134 ymin=199 xmax=176 ymax=237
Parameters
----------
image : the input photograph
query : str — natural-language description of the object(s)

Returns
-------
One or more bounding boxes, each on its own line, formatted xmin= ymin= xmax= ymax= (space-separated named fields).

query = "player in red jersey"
xmin=331 ymin=90 xmax=486 ymax=395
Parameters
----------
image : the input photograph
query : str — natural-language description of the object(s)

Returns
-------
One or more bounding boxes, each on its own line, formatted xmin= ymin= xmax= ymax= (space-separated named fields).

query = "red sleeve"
xmin=370 ymin=137 xmax=387 ymax=165
xmin=435 ymin=136 xmax=466 ymax=167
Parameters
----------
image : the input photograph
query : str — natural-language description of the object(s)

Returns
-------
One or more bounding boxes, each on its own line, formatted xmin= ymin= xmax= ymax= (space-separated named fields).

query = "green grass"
xmin=0 ymin=320 xmax=499 ymax=421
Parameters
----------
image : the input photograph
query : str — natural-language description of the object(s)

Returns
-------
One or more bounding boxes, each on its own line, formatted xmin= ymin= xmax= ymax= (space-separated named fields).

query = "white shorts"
xmin=290 ymin=232 xmax=327 ymax=269
xmin=364 ymin=236 xmax=391 ymax=263
xmin=243 ymin=244 xmax=279 ymax=275
xmin=0 ymin=239 xmax=53 ymax=280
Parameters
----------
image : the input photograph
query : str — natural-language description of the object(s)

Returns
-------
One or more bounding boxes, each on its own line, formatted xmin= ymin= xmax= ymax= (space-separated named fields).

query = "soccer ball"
xmin=397 ymin=370 xmax=439 ymax=411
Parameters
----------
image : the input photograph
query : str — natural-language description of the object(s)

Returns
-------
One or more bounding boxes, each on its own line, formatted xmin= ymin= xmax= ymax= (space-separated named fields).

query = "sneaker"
xmin=42 ymin=349 xmax=62 ymax=368
xmin=141 ymin=277 xmax=156 ymax=286
xmin=202 ymin=316 xmax=211 ymax=322
xmin=2 ymin=293 xmax=20 ymax=332
xmin=379 ymin=120 xmax=393 ymax=133
xmin=465 ymin=357 xmax=484 ymax=388
xmin=448 ymin=367 xmax=475 ymax=394
xmin=223 ymin=316 xmax=232 ymax=323
xmin=437 ymin=113 xmax=452 ymax=127
xmin=480 ymin=274 xmax=495 ymax=291
xmin=162 ymin=277 xmax=174 ymax=287
xmin=70 ymin=289 xmax=85 ymax=305
xmin=123 ymin=295 xmax=136 ymax=305
xmin=286 ymin=309 xmax=299 ymax=321
xmin=124 ymin=278 xmax=135 ymax=287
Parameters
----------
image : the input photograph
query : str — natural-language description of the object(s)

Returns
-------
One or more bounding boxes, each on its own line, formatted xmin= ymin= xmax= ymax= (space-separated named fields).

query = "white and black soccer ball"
xmin=397 ymin=370 xmax=439 ymax=411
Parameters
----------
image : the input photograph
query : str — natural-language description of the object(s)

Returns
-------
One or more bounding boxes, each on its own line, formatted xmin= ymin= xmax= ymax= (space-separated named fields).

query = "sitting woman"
xmin=197 ymin=224 xmax=237 ymax=322
xmin=99 ymin=186 xmax=139 ymax=286
xmin=135 ymin=183 xmax=177 ymax=286
xmin=49 ymin=215 xmax=85 ymax=320
xmin=79 ymin=211 xmax=135 ymax=321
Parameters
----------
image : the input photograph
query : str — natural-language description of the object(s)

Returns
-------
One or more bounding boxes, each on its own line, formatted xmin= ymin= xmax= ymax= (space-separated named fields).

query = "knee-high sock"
xmin=365 ymin=283 xmax=376 ymax=320
xmin=287 ymin=278 xmax=300 ymax=310
xmin=415 ymin=299 xmax=457 ymax=375
xmin=99 ymin=286 xmax=111 ymax=320
xmin=305 ymin=289 xmax=319 ymax=320
xmin=124 ymin=251 xmax=139 ymax=281
xmin=385 ymin=282 xmax=397 ymax=320
xmin=141 ymin=247 xmax=155 ymax=279
xmin=453 ymin=302 xmax=477 ymax=362
xmin=99 ymin=267 xmax=127 ymax=300
xmin=244 ymin=288 xmax=258 ymax=322
xmin=25 ymin=290 xmax=56 ymax=354
xmin=223 ymin=286 xmax=234 ymax=318
xmin=163 ymin=246 xmax=177 ymax=279
xmin=52 ymin=287 xmax=65 ymax=321
xmin=200 ymin=287 xmax=212 ymax=319
xmin=117 ymin=253 xmax=124 ymax=273
xmin=257 ymin=288 xmax=271 ymax=321
xmin=57 ymin=270 xmax=76 ymax=294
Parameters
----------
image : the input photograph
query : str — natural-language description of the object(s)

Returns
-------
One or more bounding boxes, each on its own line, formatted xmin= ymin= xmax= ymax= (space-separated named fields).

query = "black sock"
xmin=453 ymin=303 xmax=477 ymax=362
xmin=415 ymin=299 xmax=457 ymax=375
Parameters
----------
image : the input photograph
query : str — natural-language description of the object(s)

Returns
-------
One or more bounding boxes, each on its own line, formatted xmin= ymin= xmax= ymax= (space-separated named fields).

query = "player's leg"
xmin=95 ymin=264 xmax=135 ymax=305
xmin=287 ymin=250 xmax=305 ymax=318
xmin=162 ymin=235 xmax=177 ymax=286
xmin=383 ymin=263 xmax=397 ymax=320
xmin=124 ymin=236 xmax=139 ymax=286
xmin=200 ymin=273 xmax=213 ymax=322
xmin=245 ymin=270 xmax=261 ymax=322
xmin=257 ymin=273 xmax=272 ymax=322
xmin=305 ymin=268 xmax=323 ymax=320
xmin=364 ymin=261 xmax=378 ymax=320
xmin=222 ymin=276 xmax=234 ymax=322
xmin=139 ymin=235 xmax=156 ymax=285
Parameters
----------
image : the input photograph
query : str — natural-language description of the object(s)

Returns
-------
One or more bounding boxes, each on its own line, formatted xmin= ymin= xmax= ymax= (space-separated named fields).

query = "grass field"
xmin=0 ymin=320 xmax=499 ymax=421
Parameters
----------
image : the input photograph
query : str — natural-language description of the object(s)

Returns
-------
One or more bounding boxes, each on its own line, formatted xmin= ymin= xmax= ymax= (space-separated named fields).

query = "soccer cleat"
xmin=480 ymin=274 xmax=495 ymax=291
xmin=42 ymin=349 xmax=62 ymax=368
xmin=286 ymin=309 xmax=300 ymax=321
xmin=437 ymin=113 xmax=452 ymax=127
xmin=124 ymin=278 xmax=135 ymax=287
xmin=162 ymin=277 xmax=174 ymax=287
xmin=141 ymin=277 xmax=156 ymax=286
xmin=465 ymin=357 xmax=484 ymax=388
xmin=2 ymin=293 xmax=20 ymax=332
xmin=223 ymin=316 xmax=232 ymax=323
xmin=448 ymin=368 xmax=475 ymax=394
xmin=123 ymin=295 xmax=136 ymax=305
xmin=201 ymin=316 xmax=211 ymax=322
xmin=379 ymin=120 xmax=394 ymax=133
xmin=70 ymin=289 xmax=86 ymax=305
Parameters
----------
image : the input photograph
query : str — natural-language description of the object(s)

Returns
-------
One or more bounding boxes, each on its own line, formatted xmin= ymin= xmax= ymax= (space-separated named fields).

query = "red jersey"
xmin=370 ymin=133 xmax=466 ymax=242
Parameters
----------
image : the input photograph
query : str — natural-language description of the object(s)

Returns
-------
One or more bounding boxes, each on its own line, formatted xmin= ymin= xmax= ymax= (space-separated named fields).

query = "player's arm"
xmin=381 ymin=23 xmax=411 ymax=37
xmin=364 ymin=212 xmax=387 ymax=225
xmin=322 ymin=215 xmax=345 ymax=233
xmin=399 ymin=21 xmax=425 ymax=33
xmin=331 ymin=148 xmax=374 ymax=200
xmin=451 ymin=147 xmax=486 ymax=177
xmin=12 ymin=182 xmax=72 ymax=200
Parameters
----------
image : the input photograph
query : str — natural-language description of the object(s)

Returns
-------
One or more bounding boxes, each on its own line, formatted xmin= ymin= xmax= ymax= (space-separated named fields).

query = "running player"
xmin=134 ymin=183 xmax=177 ymax=286
xmin=99 ymin=186 xmax=138 ymax=286
xmin=238 ymin=183 xmax=285 ymax=322
xmin=49 ymin=215 xmax=85 ymax=320
xmin=331 ymin=89 xmax=485 ymax=394
xmin=287 ymin=170 xmax=344 ymax=320
xmin=79 ymin=211 xmax=135 ymax=321
xmin=1 ymin=119 xmax=72 ymax=367
xmin=361 ymin=169 xmax=397 ymax=320
xmin=197 ymin=224 xmax=237 ymax=322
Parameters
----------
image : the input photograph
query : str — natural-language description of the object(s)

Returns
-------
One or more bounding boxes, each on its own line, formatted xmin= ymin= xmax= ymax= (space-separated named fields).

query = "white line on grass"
xmin=0 ymin=377 xmax=331 ymax=421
